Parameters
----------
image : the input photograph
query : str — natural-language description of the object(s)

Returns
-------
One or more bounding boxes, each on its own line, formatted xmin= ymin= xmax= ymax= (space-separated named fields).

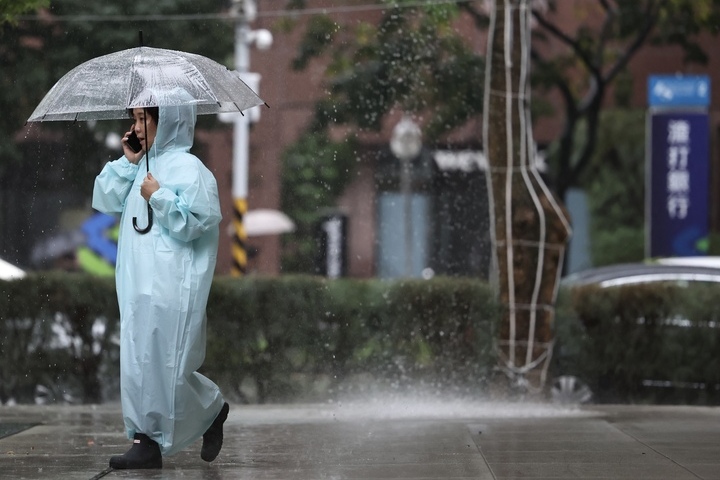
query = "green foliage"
xmin=0 ymin=273 xmax=500 ymax=404
xmin=281 ymin=0 xmax=718 ymax=257
xmin=204 ymin=275 xmax=337 ymax=402
xmin=287 ymin=0 xmax=717 ymax=204
xmin=291 ymin=14 xmax=338 ymax=70
xmin=533 ymin=0 xmax=716 ymax=198
xmin=7 ymin=272 xmax=720 ymax=406
xmin=290 ymin=4 xmax=484 ymax=139
xmin=554 ymin=282 xmax=720 ymax=405
xmin=0 ymin=272 xmax=118 ymax=404
xmin=0 ymin=0 xmax=48 ymax=24
xmin=280 ymin=133 xmax=357 ymax=273
xmin=204 ymin=275 xmax=500 ymax=402
xmin=591 ymin=226 xmax=645 ymax=266
xmin=280 ymin=4 xmax=485 ymax=270
xmin=582 ymin=109 xmax=646 ymax=266
xmin=651 ymin=0 xmax=720 ymax=64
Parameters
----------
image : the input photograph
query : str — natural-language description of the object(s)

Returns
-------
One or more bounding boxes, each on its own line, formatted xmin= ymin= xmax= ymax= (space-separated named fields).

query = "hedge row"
xmin=0 ymin=272 xmax=120 ymax=404
xmin=0 ymin=273 xmax=499 ymax=404
xmin=553 ymin=282 xmax=720 ymax=405
xmin=3 ymin=273 xmax=719 ymax=405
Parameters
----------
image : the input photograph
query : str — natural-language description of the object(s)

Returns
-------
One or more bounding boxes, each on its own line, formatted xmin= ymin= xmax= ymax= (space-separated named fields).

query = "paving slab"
xmin=0 ymin=401 xmax=719 ymax=479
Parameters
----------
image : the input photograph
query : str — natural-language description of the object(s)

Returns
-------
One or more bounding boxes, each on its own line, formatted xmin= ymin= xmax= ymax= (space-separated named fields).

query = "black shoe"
xmin=109 ymin=433 xmax=162 ymax=469
xmin=201 ymin=402 xmax=229 ymax=462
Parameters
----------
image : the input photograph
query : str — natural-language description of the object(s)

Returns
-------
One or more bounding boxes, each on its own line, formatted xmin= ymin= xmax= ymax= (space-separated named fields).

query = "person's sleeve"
xmin=92 ymin=157 xmax=139 ymax=214
xmin=149 ymin=163 xmax=222 ymax=243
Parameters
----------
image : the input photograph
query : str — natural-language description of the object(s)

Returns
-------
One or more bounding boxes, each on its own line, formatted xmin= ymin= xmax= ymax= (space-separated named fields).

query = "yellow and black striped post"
xmin=231 ymin=197 xmax=248 ymax=276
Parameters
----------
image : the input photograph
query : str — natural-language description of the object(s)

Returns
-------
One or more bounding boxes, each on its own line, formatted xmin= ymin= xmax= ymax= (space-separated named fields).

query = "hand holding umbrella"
xmin=141 ymin=173 xmax=159 ymax=202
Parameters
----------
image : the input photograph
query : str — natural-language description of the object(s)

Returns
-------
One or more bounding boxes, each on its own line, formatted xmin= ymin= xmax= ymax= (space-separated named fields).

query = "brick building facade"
xmin=198 ymin=1 xmax=720 ymax=278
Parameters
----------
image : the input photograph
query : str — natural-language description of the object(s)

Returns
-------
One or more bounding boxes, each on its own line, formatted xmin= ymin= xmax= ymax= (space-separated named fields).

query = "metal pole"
xmin=391 ymin=117 xmax=422 ymax=278
xmin=230 ymin=0 xmax=252 ymax=276
xmin=400 ymin=156 xmax=413 ymax=277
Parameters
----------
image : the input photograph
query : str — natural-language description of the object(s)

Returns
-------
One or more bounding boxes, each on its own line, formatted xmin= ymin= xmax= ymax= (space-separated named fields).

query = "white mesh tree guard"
xmin=483 ymin=0 xmax=572 ymax=391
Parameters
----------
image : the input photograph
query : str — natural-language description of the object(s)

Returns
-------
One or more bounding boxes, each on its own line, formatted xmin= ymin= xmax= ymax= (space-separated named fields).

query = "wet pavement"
xmin=1 ymin=400 xmax=719 ymax=479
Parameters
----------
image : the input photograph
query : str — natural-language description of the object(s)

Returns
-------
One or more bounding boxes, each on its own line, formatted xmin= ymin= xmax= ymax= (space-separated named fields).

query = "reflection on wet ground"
xmin=1 ymin=401 xmax=720 ymax=479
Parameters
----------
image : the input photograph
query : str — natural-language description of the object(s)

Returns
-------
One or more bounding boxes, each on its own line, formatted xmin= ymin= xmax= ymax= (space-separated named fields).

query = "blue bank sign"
xmin=648 ymin=75 xmax=711 ymax=108
xmin=648 ymin=112 xmax=710 ymax=257
xmin=647 ymin=75 xmax=712 ymax=258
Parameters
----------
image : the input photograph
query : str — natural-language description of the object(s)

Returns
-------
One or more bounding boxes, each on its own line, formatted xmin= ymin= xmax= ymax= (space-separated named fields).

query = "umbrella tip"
xmin=139 ymin=30 xmax=144 ymax=47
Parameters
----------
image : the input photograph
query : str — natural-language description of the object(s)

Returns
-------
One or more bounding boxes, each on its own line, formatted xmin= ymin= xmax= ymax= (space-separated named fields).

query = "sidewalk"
xmin=1 ymin=400 xmax=719 ymax=479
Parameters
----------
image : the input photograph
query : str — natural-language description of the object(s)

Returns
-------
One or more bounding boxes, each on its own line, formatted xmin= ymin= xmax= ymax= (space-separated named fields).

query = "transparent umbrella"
xmin=27 ymin=41 xmax=265 ymax=122
xmin=27 ymin=34 xmax=266 ymax=233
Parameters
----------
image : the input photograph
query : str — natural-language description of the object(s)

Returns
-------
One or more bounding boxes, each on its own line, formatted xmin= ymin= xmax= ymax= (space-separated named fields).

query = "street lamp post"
xmin=390 ymin=116 xmax=422 ymax=277
xmin=227 ymin=0 xmax=272 ymax=276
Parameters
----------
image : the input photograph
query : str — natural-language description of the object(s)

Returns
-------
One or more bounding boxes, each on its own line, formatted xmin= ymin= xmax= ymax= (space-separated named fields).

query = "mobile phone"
xmin=126 ymin=131 xmax=143 ymax=153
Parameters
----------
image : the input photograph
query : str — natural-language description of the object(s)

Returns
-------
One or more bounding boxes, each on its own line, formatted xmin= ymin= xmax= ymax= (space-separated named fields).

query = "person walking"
xmin=92 ymin=88 xmax=229 ymax=469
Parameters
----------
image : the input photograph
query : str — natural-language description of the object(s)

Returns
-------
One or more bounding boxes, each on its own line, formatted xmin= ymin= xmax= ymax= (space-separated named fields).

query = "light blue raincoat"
xmin=92 ymin=89 xmax=224 ymax=456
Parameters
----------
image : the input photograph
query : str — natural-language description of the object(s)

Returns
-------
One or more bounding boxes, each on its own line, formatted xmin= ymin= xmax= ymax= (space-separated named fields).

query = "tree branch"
xmin=531 ymin=49 xmax=577 ymax=116
xmin=602 ymin=2 xmax=661 ymax=86
xmin=531 ymin=49 xmax=577 ymax=197
xmin=458 ymin=2 xmax=489 ymax=29
xmin=595 ymin=0 xmax=618 ymax=67
xmin=577 ymin=1 xmax=660 ymax=113
xmin=566 ymin=103 xmax=601 ymax=192
xmin=530 ymin=7 xmax=601 ymax=79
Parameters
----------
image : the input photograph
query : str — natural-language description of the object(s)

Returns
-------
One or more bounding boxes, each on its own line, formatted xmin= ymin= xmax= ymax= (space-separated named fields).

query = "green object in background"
xmin=696 ymin=236 xmax=710 ymax=254
xmin=708 ymin=233 xmax=720 ymax=255
xmin=76 ymin=246 xmax=114 ymax=276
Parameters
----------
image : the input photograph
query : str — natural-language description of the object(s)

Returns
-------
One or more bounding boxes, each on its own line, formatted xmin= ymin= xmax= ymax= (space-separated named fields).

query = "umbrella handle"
xmin=132 ymin=204 xmax=153 ymax=234
xmin=133 ymin=109 xmax=153 ymax=235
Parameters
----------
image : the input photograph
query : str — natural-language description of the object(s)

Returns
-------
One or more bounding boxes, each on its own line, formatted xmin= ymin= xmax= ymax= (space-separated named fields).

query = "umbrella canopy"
xmin=239 ymin=209 xmax=296 ymax=237
xmin=27 ymin=46 xmax=265 ymax=122
xmin=0 ymin=257 xmax=26 ymax=280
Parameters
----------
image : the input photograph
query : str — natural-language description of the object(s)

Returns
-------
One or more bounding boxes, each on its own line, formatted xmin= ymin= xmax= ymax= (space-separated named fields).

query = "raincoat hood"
xmin=152 ymin=88 xmax=197 ymax=154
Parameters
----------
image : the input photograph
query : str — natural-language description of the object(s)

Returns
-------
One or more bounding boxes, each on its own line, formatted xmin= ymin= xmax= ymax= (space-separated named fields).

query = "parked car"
xmin=562 ymin=258 xmax=720 ymax=288
xmin=555 ymin=258 xmax=720 ymax=405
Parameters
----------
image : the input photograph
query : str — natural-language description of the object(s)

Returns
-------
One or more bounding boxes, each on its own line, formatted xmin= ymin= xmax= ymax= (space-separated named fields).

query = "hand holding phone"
xmin=126 ymin=131 xmax=143 ymax=153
